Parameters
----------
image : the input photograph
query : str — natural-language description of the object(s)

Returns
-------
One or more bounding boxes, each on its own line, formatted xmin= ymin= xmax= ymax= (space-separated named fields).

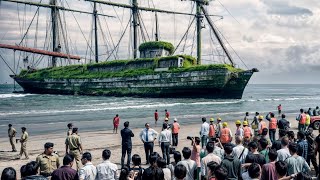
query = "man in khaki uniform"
xmin=36 ymin=142 xmax=60 ymax=177
xmin=19 ymin=127 xmax=29 ymax=159
xmin=8 ymin=124 xmax=17 ymax=152
xmin=65 ymin=127 xmax=83 ymax=170
xmin=67 ymin=123 xmax=73 ymax=136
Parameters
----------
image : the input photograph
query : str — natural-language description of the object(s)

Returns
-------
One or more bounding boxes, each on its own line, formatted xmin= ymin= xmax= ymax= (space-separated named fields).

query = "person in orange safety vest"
xmin=171 ymin=118 xmax=180 ymax=146
xmin=266 ymin=112 xmax=277 ymax=143
xmin=258 ymin=115 xmax=267 ymax=135
xmin=219 ymin=122 xmax=232 ymax=146
xmin=209 ymin=118 xmax=215 ymax=140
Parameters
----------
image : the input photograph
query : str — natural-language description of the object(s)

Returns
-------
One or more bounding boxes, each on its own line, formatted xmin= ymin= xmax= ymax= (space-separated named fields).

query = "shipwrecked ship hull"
xmin=12 ymin=69 xmax=253 ymax=99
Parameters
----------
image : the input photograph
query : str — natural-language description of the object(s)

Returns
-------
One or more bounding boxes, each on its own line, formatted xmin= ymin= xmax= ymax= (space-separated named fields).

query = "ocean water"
xmin=0 ymin=84 xmax=319 ymax=137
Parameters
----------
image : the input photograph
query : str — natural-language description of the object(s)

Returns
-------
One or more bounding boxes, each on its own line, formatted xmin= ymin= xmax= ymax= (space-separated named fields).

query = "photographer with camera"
xmin=188 ymin=136 xmax=201 ymax=180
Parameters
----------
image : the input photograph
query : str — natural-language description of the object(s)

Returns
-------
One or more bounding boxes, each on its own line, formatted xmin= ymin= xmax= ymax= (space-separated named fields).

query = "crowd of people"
xmin=2 ymin=107 xmax=320 ymax=180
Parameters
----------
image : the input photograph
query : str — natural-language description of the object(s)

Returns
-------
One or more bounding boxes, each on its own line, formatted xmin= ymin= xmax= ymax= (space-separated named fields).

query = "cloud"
xmin=261 ymin=0 xmax=313 ymax=16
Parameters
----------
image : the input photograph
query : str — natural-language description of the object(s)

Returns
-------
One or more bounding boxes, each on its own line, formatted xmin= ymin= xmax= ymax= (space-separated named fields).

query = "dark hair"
xmin=297 ymin=131 xmax=305 ymax=139
xmin=132 ymin=154 xmax=141 ymax=166
xmin=67 ymin=123 xmax=72 ymax=128
xmin=224 ymin=143 xmax=233 ymax=154
xmin=279 ymin=129 xmax=287 ymax=138
xmin=207 ymin=161 xmax=219 ymax=176
xmin=173 ymin=151 xmax=182 ymax=163
xmin=163 ymin=123 xmax=168 ymax=129
xmin=72 ymin=127 xmax=78 ymax=133
xmin=287 ymin=131 xmax=295 ymax=139
xmin=300 ymin=109 xmax=304 ymax=113
xmin=23 ymin=161 xmax=39 ymax=176
xmin=295 ymin=172 xmax=312 ymax=180
xmin=214 ymin=166 xmax=228 ymax=180
xmin=182 ymin=147 xmax=191 ymax=159
xmin=248 ymin=141 xmax=258 ymax=149
xmin=206 ymin=142 xmax=215 ymax=153
xmin=124 ymin=121 xmax=129 ymax=128
xmin=195 ymin=137 xmax=200 ymax=144
xmin=116 ymin=114 xmax=119 ymax=117
xmin=270 ymin=113 xmax=275 ymax=118
xmin=268 ymin=149 xmax=278 ymax=161
xmin=119 ymin=165 xmax=130 ymax=180
xmin=259 ymin=138 xmax=268 ymax=149
xmin=8 ymin=124 xmax=12 ymax=127
xmin=288 ymin=143 xmax=298 ymax=153
xmin=102 ymin=149 xmax=111 ymax=160
xmin=21 ymin=127 xmax=26 ymax=130
xmin=275 ymin=160 xmax=287 ymax=177
xmin=149 ymin=152 xmax=160 ymax=165
xmin=248 ymin=163 xmax=260 ymax=178
xmin=82 ymin=152 xmax=92 ymax=161
xmin=255 ymin=112 xmax=259 ymax=115
xmin=20 ymin=165 xmax=27 ymax=178
xmin=281 ymin=114 xmax=286 ymax=118
xmin=1 ymin=167 xmax=16 ymax=180
xmin=202 ymin=117 xmax=206 ymax=122
xmin=157 ymin=157 xmax=167 ymax=168
xmin=44 ymin=142 xmax=54 ymax=149
xmin=246 ymin=112 xmax=249 ymax=115
xmin=281 ymin=137 xmax=289 ymax=146
xmin=63 ymin=154 xmax=74 ymax=165
xmin=174 ymin=164 xmax=187 ymax=179
xmin=262 ymin=128 xmax=268 ymax=136
xmin=142 ymin=166 xmax=164 ymax=180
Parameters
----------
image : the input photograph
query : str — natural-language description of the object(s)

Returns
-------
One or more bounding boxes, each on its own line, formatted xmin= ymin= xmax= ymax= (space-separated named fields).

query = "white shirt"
xmin=232 ymin=145 xmax=248 ymax=163
xmin=139 ymin=128 xmax=158 ymax=143
xmin=177 ymin=159 xmax=197 ymax=180
xmin=162 ymin=167 xmax=172 ymax=180
xmin=159 ymin=129 xmax=172 ymax=144
xmin=79 ymin=162 xmax=97 ymax=180
xmin=96 ymin=160 xmax=118 ymax=180
xmin=277 ymin=147 xmax=291 ymax=161
xmin=200 ymin=122 xmax=210 ymax=136
xmin=235 ymin=128 xmax=244 ymax=138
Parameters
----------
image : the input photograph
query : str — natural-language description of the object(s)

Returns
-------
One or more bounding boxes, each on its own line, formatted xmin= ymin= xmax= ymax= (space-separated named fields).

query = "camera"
xmin=187 ymin=136 xmax=193 ymax=140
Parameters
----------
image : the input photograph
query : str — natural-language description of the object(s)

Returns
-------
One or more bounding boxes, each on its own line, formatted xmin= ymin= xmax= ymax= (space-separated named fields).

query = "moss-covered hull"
xmin=12 ymin=69 xmax=254 ymax=99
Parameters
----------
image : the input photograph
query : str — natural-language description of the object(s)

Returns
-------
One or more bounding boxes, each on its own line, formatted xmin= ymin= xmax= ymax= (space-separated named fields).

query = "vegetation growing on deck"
xmin=139 ymin=41 xmax=175 ymax=54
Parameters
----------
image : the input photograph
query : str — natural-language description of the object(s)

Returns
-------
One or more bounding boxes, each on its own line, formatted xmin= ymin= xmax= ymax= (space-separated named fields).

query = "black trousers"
xmin=121 ymin=146 xmax=132 ymax=167
xmin=161 ymin=142 xmax=170 ymax=165
xmin=269 ymin=129 xmax=276 ymax=143
xmin=144 ymin=142 xmax=154 ymax=164
xmin=172 ymin=133 xmax=178 ymax=146
xmin=307 ymin=154 xmax=318 ymax=175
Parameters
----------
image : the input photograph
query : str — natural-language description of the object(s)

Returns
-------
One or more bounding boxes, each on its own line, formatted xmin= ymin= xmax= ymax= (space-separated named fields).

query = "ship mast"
xmin=155 ymin=13 xmax=159 ymax=41
xmin=196 ymin=1 xmax=203 ymax=65
xmin=50 ymin=0 xmax=59 ymax=67
xmin=93 ymin=2 xmax=99 ymax=63
xmin=132 ymin=0 xmax=138 ymax=59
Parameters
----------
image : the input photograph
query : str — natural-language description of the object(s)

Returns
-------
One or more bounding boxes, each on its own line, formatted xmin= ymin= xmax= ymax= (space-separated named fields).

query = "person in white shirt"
xmin=79 ymin=152 xmax=96 ymax=180
xmin=232 ymin=136 xmax=248 ymax=164
xmin=139 ymin=123 xmax=158 ymax=164
xmin=200 ymin=117 xmax=210 ymax=148
xmin=277 ymin=137 xmax=291 ymax=161
xmin=177 ymin=147 xmax=197 ymax=180
xmin=159 ymin=123 xmax=172 ymax=165
xmin=96 ymin=149 xmax=118 ymax=180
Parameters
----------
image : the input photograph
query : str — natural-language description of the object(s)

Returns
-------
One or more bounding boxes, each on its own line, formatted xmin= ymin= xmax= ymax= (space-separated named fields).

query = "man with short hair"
xmin=200 ymin=117 xmax=210 ymax=148
xmin=277 ymin=137 xmax=291 ymax=161
xmin=296 ymin=109 xmax=306 ymax=132
xmin=67 ymin=123 xmax=73 ymax=136
xmin=36 ymin=142 xmax=60 ymax=177
xmin=245 ymin=141 xmax=266 ymax=167
xmin=259 ymin=138 xmax=270 ymax=163
xmin=252 ymin=112 xmax=260 ymax=136
xmin=215 ymin=117 xmax=223 ymax=138
xmin=51 ymin=154 xmax=79 ymax=180
xmin=266 ymin=113 xmax=277 ymax=143
xmin=159 ymin=123 xmax=172 ymax=165
xmin=79 ymin=152 xmax=96 ymax=180
xmin=139 ymin=123 xmax=158 ymax=164
xmin=232 ymin=136 xmax=248 ymax=164
xmin=275 ymin=160 xmax=288 ymax=179
xmin=96 ymin=149 xmax=118 ymax=180
xmin=278 ymin=114 xmax=289 ymax=131
xmin=305 ymin=127 xmax=318 ymax=176
xmin=19 ymin=127 xmax=29 ymax=159
xmin=297 ymin=131 xmax=308 ymax=160
xmin=177 ymin=147 xmax=197 ymax=180
xmin=154 ymin=109 xmax=159 ymax=125
xmin=285 ymin=142 xmax=310 ymax=175
xmin=261 ymin=149 xmax=278 ymax=180
xmin=271 ymin=129 xmax=287 ymax=151
xmin=313 ymin=106 xmax=319 ymax=116
xmin=65 ymin=127 xmax=83 ymax=170
xmin=221 ymin=143 xmax=241 ymax=179
xmin=201 ymin=142 xmax=222 ymax=179
xmin=258 ymin=115 xmax=267 ymax=135
xmin=172 ymin=118 xmax=180 ymax=146
xmin=120 ymin=121 xmax=134 ymax=168
xmin=165 ymin=109 xmax=170 ymax=119
xmin=21 ymin=161 xmax=47 ymax=180
xmin=8 ymin=124 xmax=17 ymax=152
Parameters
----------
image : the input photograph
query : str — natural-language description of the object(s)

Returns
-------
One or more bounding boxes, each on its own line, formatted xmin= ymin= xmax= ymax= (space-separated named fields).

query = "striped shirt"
xmin=297 ymin=140 xmax=308 ymax=160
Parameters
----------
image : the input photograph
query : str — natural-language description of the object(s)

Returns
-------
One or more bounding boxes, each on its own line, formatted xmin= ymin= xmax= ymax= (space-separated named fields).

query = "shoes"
xmin=12 ymin=150 xmax=17 ymax=152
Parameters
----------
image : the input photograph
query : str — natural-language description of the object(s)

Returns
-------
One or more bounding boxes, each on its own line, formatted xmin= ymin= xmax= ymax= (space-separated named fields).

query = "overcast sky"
xmin=0 ymin=0 xmax=319 ymax=84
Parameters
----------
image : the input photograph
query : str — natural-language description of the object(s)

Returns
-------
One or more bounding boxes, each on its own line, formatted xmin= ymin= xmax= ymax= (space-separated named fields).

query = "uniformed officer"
xmin=36 ymin=142 xmax=60 ymax=177
xmin=65 ymin=127 xmax=83 ymax=170
xmin=19 ymin=127 xmax=29 ymax=159
xmin=67 ymin=123 xmax=73 ymax=136
xmin=8 ymin=124 xmax=17 ymax=152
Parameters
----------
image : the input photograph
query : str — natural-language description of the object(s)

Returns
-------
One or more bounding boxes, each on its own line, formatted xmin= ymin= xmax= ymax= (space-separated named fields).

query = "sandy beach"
xmin=0 ymin=115 xmax=311 ymax=178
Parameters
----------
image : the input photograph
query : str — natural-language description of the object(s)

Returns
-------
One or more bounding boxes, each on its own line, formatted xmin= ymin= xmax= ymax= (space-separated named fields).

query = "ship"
xmin=0 ymin=0 xmax=258 ymax=99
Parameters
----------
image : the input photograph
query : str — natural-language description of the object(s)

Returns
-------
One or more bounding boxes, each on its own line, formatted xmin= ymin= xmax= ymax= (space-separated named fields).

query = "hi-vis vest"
xmin=209 ymin=124 xmax=215 ymax=137
xmin=306 ymin=114 xmax=311 ymax=125
xmin=220 ymin=128 xmax=231 ymax=143
xmin=243 ymin=127 xmax=251 ymax=138
xmin=269 ymin=118 xmax=277 ymax=130
xmin=172 ymin=123 xmax=180 ymax=134
xmin=258 ymin=121 xmax=267 ymax=134
xmin=300 ymin=113 xmax=306 ymax=125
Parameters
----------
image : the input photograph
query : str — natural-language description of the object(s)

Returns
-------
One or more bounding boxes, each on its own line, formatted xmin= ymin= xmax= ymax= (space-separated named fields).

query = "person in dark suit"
xmin=121 ymin=121 xmax=134 ymax=168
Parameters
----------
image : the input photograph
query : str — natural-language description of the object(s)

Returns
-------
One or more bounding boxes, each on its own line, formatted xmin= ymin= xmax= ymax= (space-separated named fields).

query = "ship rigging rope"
xmin=172 ymin=16 xmax=196 ymax=54
xmin=138 ymin=11 xmax=150 ymax=42
xmin=106 ymin=15 xmax=132 ymax=61
xmin=0 ymin=52 xmax=16 ymax=75
xmin=190 ymin=25 xmax=196 ymax=56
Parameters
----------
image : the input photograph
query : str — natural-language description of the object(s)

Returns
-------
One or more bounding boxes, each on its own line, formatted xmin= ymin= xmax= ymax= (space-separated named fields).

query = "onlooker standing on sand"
xmin=139 ymin=123 xmax=158 ymax=164
xmin=121 ymin=121 xmax=134 ymax=168
xmin=190 ymin=137 xmax=201 ymax=179
xmin=305 ymin=111 xmax=311 ymax=131
xmin=313 ymin=106 xmax=319 ymax=116
xmin=305 ymin=127 xmax=318 ymax=176
xmin=277 ymin=137 xmax=291 ymax=161
xmin=162 ymin=118 xmax=169 ymax=131
xmin=177 ymin=147 xmax=198 ymax=180
xmin=67 ymin=123 xmax=73 ymax=136
xmin=19 ymin=127 xmax=29 ymax=159
xmin=200 ymin=117 xmax=210 ymax=148
xmin=307 ymin=108 xmax=312 ymax=117
xmin=278 ymin=114 xmax=289 ymax=131
xmin=252 ymin=112 xmax=260 ymax=136
xmin=209 ymin=118 xmax=215 ymax=139
xmin=96 ymin=149 xmax=119 ymax=180
xmin=8 ymin=124 xmax=17 ymax=152
xmin=245 ymin=141 xmax=266 ymax=167
xmin=113 ymin=114 xmax=120 ymax=134
xmin=259 ymin=138 xmax=270 ymax=163
xmin=21 ymin=161 xmax=47 ymax=180
xmin=235 ymin=120 xmax=244 ymax=138
xmin=296 ymin=109 xmax=306 ymax=132
xmin=1 ymin=167 xmax=16 ymax=180
xmin=131 ymin=154 xmax=143 ymax=180
xmin=297 ymin=131 xmax=308 ymax=160
xmin=174 ymin=164 xmax=187 ymax=180
xmin=201 ymin=142 xmax=222 ymax=179
xmin=243 ymin=121 xmax=252 ymax=147
xmin=244 ymin=112 xmax=249 ymax=124
xmin=165 ymin=109 xmax=170 ymax=119
xmin=65 ymin=127 xmax=83 ymax=170
xmin=278 ymin=104 xmax=282 ymax=116
xmin=275 ymin=160 xmax=288 ymax=180
xmin=168 ymin=151 xmax=182 ymax=177
xmin=159 ymin=123 xmax=172 ymax=165
xmin=232 ymin=136 xmax=248 ymax=164
xmin=221 ymin=143 xmax=241 ymax=179
xmin=79 ymin=152 xmax=97 ymax=180
xmin=260 ymin=149 xmax=278 ymax=180
xmin=172 ymin=118 xmax=180 ymax=146
xmin=142 ymin=152 xmax=164 ymax=179
xmin=215 ymin=117 xmax=222 ymax=138
xmin=36 ymin=142 xmax=60 ymax=177
xmin=51 ymin=154 xmax=79 ymax=180
xmin=157 ymin=157 xmax=172 ymax=180
xmin=285 ymin=143 xmax=310 ymax=175
xmin=266 ymin=112 xmax=277 ymax=143
xmin=258 ymin=116 xmax=267 ymax=135
xmin=272 ymin=129 xmax=287 ymax=151
xmin=154 ymin=110 xmax=159 ymax=126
